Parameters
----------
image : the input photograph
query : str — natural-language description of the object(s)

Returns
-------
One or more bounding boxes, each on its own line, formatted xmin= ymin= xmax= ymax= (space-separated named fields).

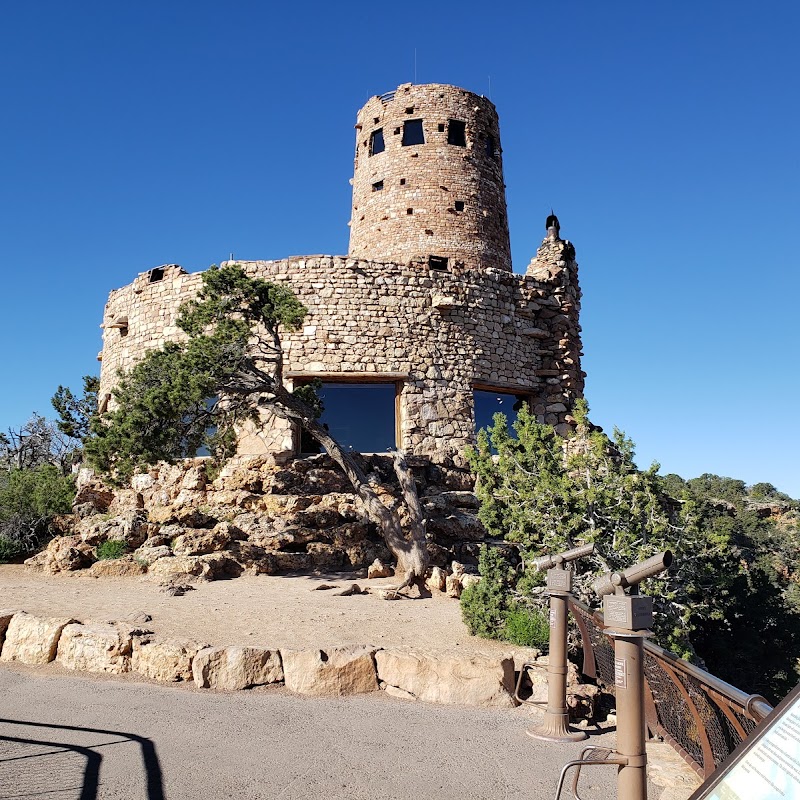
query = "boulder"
xmin=0 ymin=612 xmax=77 ymax=664
xmin=86 ymin=557 xmax=147 ymax=578
xmin=56 ymin=622 xmax=140 ymax=673
xmin=426 ymin=566 xmax=447 ymax=592
xmin=24 ymin=535 xmax=95 ymax=574
xmin=375 ymin=649 xmax=515 ymax=708
xmin=461 ymin=574 xmax=481 ymax=590
xmin=192 ymin=646 xmax=283 ymax=690
xmin=281 ymin=646 xmax=378 ymax=696
xmin=72 ymin=470 xmax=114 ymax=514
xmin=147 ymin=555 xmax=210 ymax=580
xmin=131 ymin=636 xmax=205 ymax=682
xmin=104 ymin=509 xmax=153 ymax=548
xmin=445 ymin=573 xmax=462 ymax=598
xmin=367 ymin=559 xmax=394 ymax=579
xmin=132 ymin=544 xmax=172 ymax=566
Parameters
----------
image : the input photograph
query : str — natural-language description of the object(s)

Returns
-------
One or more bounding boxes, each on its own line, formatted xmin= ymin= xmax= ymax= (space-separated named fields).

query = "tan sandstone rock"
xmin=375 ymin=648 xmax=515 ymax=707
xmin=131 ymin=636 xmax=205 ymax=682
xmin=56 ymin=622 xmax=138 ymax=674
xmin=281 ymin=645 xmax=378 ymax=696
xmin=86 ymin=557 xmax=147 ymax=578
xmin=425 ymin=566 xmax=447 ymax=592
xmin=192 ymin=646 xmax=284 ymax=690
xmin=0 ymin=612 xmax=77 ymax=664
xmin=367 ymin=559 xmax=394 ymax=579
xmin=445 ymin=573 xmax=463 ymax=598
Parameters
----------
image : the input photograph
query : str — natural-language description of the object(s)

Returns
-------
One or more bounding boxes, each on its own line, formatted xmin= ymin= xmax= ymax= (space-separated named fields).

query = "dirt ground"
xmin=0 ymin=564 xmax=519 ymax=657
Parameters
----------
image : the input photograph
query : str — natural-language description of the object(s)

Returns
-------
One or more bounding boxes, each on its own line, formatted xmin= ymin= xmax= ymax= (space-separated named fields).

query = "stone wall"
xmin=349 ymin=83 xmax=510 ymax=272
xmin=99 ymin=248 xmax=583 ymax=463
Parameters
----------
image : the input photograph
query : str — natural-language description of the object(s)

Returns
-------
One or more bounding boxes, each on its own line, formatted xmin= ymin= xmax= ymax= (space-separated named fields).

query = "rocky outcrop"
xmin=26 ymin=455 xmax=506 ymax=582
xmin=375 ymin=648 xmax=516 ymax=708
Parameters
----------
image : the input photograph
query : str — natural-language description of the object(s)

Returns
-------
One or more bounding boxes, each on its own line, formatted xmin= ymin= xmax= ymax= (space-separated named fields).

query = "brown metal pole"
xmin=527 ymin=590 xmax=587 ymax=742
xmin=611 ymin=631 xmax=647 ymax=800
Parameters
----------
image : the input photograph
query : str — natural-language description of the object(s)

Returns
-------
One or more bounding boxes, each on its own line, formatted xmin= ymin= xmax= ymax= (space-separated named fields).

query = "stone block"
xmin=375 ymin=648 xmax=515 ymax=707
xmin=0 ymin=612 xmax=77 ymax=665
xmin=56 ymin=622 xmax=138 ymax=674
xmin=192 ymin=646 xmax=283 ymax=690
xmin=131 ymin=636 xmax=205 ymax=682
xmin=281 ymin=645 xmax=378 ymax=696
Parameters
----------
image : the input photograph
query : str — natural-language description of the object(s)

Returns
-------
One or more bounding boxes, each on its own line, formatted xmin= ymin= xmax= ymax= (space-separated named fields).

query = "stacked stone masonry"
xmin=98 ymin=83 xmax=584 ymax=464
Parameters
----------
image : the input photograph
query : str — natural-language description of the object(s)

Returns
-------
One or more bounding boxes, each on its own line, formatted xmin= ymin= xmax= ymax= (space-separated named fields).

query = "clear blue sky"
xmin=1 ymin=1 xmax=798 ymax=496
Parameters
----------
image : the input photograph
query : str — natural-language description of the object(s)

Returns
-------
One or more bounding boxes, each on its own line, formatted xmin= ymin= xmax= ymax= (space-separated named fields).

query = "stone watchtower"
xmin=99 ymin=82 xmax=584 ymax=463
xmin=348 ymin=83 xmax=511 ymax=272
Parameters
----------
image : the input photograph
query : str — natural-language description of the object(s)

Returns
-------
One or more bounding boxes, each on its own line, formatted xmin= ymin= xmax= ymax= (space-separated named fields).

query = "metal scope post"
xmin=523 ymin=542 xmax=595 ymax=743
xmin=552 ymin=550 xmax=673 ymax=800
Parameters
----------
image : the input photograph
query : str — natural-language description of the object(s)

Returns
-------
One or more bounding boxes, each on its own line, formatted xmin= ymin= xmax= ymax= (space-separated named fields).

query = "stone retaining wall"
xmin=0 ymin=609 xmax=520 ymax=708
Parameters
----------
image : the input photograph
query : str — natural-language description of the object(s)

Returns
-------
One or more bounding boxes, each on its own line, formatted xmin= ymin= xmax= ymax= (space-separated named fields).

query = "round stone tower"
xmin=348 ymin=83 xmax=512 ymax=272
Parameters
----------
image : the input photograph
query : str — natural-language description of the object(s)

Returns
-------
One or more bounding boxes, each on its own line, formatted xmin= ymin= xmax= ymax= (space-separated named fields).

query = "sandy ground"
xmin=0 ymin=565 xmax=519 ymax=657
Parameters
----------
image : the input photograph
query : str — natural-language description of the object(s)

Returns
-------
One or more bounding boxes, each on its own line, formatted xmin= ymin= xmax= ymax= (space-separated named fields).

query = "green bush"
xmin=503 ymin=604 xmax=550 ymax=649
xmin=460 ymin=546 xmax=516 ymax=639
xmin=95 ymin=540 xmax=127 ymax=560
xmin=0 ymin=465 xmax=75 ymax=563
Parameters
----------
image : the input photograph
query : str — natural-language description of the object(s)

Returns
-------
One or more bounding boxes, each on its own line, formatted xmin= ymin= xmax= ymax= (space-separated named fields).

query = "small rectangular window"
xmin=372 ymin=181 xmax=384 ymax=192
xmin=437 ymin=123 xmax=445 ymax=132
xmin=369 ymin=128 xmax=385 ymax=156
xmin=405 ymin=106 xmax=414 ymax=114
xmin=428 ymin=255 xmax=448 ymax=271
xmin=485 ymin=135 xmax=496 ymax=158
xmin=399 ymin=178 xmax=406 ymax=185
xmin=454 ymin=200 xmax=465 ymax=212
xmin=406 ymin=208 xmax=413 ymax=215
xmin=149 ymin=267 xmax=165 ymax=283
xmin=447 ymin=120 xmax=466 ymax=147
xmin=402 ymin=119 xmax=425 ymax=146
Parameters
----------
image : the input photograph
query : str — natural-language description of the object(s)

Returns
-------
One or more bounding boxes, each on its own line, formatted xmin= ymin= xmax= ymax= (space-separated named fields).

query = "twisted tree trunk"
xmin=269 ymin=385 xmax=429 ymax=591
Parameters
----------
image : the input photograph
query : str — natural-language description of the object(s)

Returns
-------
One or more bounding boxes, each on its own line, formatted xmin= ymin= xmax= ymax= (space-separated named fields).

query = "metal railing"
xmin=568 ymin=598 xmax=773 ymax=779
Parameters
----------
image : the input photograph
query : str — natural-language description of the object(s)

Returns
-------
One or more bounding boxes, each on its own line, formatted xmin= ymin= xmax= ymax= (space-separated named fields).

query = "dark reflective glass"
xmin=370 ymin=129 xmax=385 ymax=155
xmin=402 ymin=119 xmax=425 ymax=146
xmin=473 ymin=390 xmax=527 ymax=437
xmin=301 ymin=382 xmax=396 ymax=454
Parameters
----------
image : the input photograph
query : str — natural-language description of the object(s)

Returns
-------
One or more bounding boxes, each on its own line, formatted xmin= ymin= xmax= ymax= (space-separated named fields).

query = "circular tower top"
xmin=348 ymin=83 xmax=512 ymax=272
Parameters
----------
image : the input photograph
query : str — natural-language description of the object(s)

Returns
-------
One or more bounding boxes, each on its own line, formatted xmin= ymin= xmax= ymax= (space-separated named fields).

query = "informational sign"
xmin=689 ymin=682 xmax=800 ymax=800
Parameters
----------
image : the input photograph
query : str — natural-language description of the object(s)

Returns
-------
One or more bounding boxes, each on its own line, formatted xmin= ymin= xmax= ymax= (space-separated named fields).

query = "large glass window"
xmin=369 ymin=129 xmax=385 ymax=156
xmin=473 ymin=389 xmax=529 ymax=436
xmin=300 ymin=382 xmax=397 ymax=454
xmin=402 ymin=119 xmax=425 ymax=146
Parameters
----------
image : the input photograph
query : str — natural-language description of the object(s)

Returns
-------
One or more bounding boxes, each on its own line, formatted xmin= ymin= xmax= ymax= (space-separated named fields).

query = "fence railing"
xmin=568 ymin=598 xmax=773 ymax=779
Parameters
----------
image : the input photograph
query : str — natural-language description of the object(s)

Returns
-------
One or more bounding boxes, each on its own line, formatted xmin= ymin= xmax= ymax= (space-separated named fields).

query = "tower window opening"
xmin=437 ymin=123 xmax=445 ymax=132
xmin=373 ymin=117 xmax=379 ymax=124
xmin=406 ymin=208 xmax=413 ymax=215
xmin=369 ymin=128 xmax=385 ymax=156
xmin=454 ymin=200 xmax=465 ymax=212
xmin=405 ymin=106 xmax=414 ymax=114
xmin=400 ymin=178 xmax=406 ymax=185
xmin=402 ymin=119 xmax=425 ymax=146
xmin=394 ymin=127 xmax=400 ymax=135
xmin=447 ymin=120 xmax=466 ymax=147
xmin=485 ymin=134 xmax=496 ymax=158
xmin=148 ymin=267 xmax=165 ymax=283
xmin=428 ymin=255 xmax=449 ymax=271
xmin=372 ymin=180 xmax=384 ymax=192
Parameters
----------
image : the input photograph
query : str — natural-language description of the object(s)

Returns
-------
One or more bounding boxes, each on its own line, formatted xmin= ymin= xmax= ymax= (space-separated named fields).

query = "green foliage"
xmin=85 ymin=264 xmax=309 ymax=484
xmin=0 ymin=465 xmax=75 ymax=562
xmin=51 ymin=376 xmax=99 ymax=443
xmin=95 ymin=540 xmax=127 ymax=560
xmin=460 ymin=546 xmax=516 ymax=638
xmin=503 ymin=604 xmax=550 ymax=649
xmin=465 ymin=400 xmax=800 ymax=700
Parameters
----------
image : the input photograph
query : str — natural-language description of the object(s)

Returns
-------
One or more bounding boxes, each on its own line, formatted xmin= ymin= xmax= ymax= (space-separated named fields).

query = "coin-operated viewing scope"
xmin=533 ymin=543 xmax=595 ymax=593
xmin=592 ymin=550 xmax=673 ymax=631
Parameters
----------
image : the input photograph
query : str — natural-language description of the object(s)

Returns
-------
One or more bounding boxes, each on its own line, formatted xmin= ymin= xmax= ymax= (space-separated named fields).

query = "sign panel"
xmin=690 ymin=682 xmax=800 ymax=800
